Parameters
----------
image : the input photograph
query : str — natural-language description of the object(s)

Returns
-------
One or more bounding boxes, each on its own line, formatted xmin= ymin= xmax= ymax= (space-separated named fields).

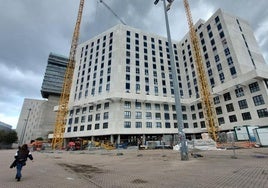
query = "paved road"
xmin=1 ymin=147 xmax=268 ymax=188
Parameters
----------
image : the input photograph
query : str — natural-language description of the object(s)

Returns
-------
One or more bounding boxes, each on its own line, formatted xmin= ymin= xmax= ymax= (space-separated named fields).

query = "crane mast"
xmin=52 ymin=0 xmax=84 ymax=149
xmin=183 ymin=0 xmax=219 ymax=141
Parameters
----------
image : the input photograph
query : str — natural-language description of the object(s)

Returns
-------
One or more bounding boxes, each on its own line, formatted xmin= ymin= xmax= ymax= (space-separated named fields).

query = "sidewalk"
xmin=1 ymin=147 xmax=268 ymax=188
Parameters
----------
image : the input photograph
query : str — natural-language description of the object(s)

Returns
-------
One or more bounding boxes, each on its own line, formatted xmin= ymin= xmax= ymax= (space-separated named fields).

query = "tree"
xmin=6 ymin=130 xmax=18 ymax=144
xmin=36 ymin=137 xmax=44 ymax=141
xmin=0 ymin=130 xmax=18 ymax=144
xmin=0 ymin=130 xmax=4 ymax=143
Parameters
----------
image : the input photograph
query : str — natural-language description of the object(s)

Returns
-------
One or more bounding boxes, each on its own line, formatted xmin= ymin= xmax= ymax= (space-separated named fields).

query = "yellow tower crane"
xmin=183 ymin=0 xmax=219 ymax=141
xmin=52 ymin=0 xmax=84 ymax=149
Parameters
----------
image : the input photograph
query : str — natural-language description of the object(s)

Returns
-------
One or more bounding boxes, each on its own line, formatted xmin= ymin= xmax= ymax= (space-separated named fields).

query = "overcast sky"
xmin=0 ymin=0 xmax=267 ymax=129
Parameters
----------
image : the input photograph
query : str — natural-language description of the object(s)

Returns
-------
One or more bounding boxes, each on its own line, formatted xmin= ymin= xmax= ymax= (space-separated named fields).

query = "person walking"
xmin=14 ymin=144 xmax=33 ymax=181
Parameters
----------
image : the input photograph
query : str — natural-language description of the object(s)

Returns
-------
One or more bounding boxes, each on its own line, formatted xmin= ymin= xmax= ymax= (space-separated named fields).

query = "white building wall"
xmin=220 ymin=9 xmax=267 ymax=72
xmin=65 ymin=9 xmax=268 ymax=141
xmin=16 ymin=96 xmax=60 ymax=145
xmin=16 ymin=99 xmax=45 ymax=144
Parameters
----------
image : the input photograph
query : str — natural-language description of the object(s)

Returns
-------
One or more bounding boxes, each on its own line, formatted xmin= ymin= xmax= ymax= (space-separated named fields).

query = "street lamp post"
xmin=154 ymin=0 xmax=189 ymax=160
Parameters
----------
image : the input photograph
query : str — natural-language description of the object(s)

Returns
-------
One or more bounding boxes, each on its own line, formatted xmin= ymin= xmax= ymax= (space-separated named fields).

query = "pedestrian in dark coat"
xmin=14 ymin=144 xmax=33 ymax=181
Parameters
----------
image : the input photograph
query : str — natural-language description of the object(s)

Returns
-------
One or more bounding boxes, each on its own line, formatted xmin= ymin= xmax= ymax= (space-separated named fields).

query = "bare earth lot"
xmin=1 ymin=147 xmax=268 ymax=188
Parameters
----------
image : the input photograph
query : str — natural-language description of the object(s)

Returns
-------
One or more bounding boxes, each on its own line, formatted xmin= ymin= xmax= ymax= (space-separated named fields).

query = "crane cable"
xmin=99 ymin=0 xmax=126 ymax=25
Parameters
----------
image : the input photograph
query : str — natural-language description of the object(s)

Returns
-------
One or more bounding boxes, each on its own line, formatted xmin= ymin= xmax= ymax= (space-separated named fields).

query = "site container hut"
xmin=253 ymin=126 xmax=268 ymax=147
xmin=234 ymin=125 xmax=259 ymax=142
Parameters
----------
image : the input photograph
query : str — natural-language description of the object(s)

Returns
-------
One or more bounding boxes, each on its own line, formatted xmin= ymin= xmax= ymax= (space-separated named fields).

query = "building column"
xmin=172 ymin=134 xmax=175 ymax=146
xmin=142 ymin=134 xmax=146 ymax=145
xmin=117 ymin=134 xmax=120 ymax=144
xmin=63 ymin=139 xmax=68 ymax=149
xmin=110 ymin=135 xmax=114 ymax=143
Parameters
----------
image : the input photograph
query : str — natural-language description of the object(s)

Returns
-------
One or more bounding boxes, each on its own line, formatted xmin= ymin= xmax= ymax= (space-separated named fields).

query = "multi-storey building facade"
xmin=0 ymin=121 xmax=12 ymax=131
xmin=179 ymin=9 xmax=268 ymax=136
xmin=16 ymin=98 xmax=45 ymax=144
xmin=41 ymin=52 xmax=68 ymax=98
xmin=16 ymin=53 xmax=68 ymax=144
xmin=64 ymin=9 xmax=268 ymax=145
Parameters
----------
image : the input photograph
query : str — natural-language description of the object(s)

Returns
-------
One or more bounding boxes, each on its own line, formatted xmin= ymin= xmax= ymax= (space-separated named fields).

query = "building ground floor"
xmin=62 ymin=132 xmax=211 ymax=150
xmin=50 ymin=123 xmax=265 ymax=150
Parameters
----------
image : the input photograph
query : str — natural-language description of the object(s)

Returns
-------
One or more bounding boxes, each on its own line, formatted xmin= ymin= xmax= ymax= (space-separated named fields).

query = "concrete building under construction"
xmin=63 ymin=9 xmax=268 ymax=145
xmin=16 ymin=53 xmax=68 ymax=144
